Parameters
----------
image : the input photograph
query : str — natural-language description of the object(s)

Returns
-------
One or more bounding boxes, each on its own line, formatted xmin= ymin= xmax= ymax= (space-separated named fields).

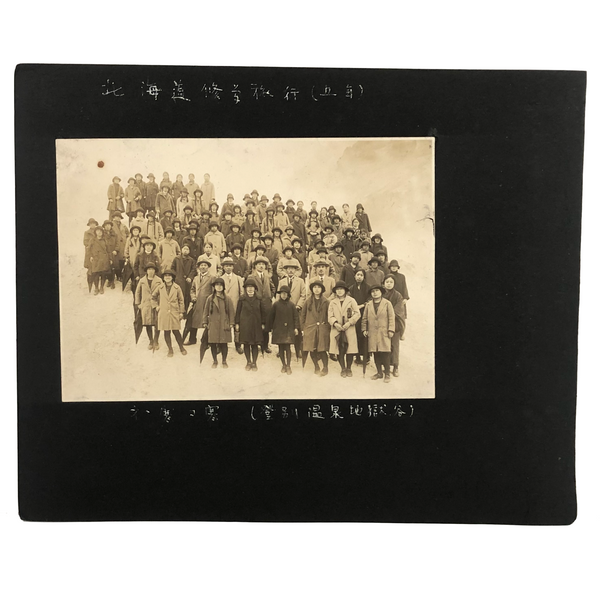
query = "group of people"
xmin=83 ymin=172 xmax=410 ymax=381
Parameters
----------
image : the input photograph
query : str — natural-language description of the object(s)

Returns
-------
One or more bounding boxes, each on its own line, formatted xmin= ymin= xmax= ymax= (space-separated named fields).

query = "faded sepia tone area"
xmin=57 ymin=138 xmax=434 ymax=401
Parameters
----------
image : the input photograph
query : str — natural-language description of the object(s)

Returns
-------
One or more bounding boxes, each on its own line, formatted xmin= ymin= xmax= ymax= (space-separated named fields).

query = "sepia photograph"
xmin=57 ymin=137 xmax=435 ymax=401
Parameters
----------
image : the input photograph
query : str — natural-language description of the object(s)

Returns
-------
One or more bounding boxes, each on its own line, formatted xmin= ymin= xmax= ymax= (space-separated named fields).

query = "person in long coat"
xmin=83 ymin=218 xmax=98 ymax=292
xmin=251 ymin=256 xmax=275 ymax=354
xmin=235 ymin=278 xmax=265 ymax=371
xmin=300 ymin=280 xmax=331 ymax=376
xmin=230 ymin=244 xmax=248 ymax=278
xmin=134 ymin=238 xmax=161 ymax=281
xmin=349 ymin=268 xmax=370 ymax=365
xmin=124 ymin=225 xmax=142 ymax=292
xmin=387 ymin=260 xmax=410 ymax=320
xmin=156 ymin=185 xmax=175 ymax=217
xmin=201 ymin=277 xmax=235 ymax=368
xmin=134 ymin=262 xmax=162 ymax=350
xmin=185 ymin=174 xmax=200 ymax=200
xmin=308 ymin=261 xmax=336 ymax=300
xmin=158 ymin=229 xmax=181 ymax=272
xmin=106 ymin=176 xmax=125 ymax=218
xmin=102 ymin=220 xmax=118 ymax=288
xmin=340 ymin=228 xmax=359 ymax=262
xmin=88 ymin=226 xmax=111 ymax=295
xmin=124 ymin=177 xmax=142 ymax=221
xmin=328 ymin=243 xmax=347 ymax=281
xmin=200 ymin=173 xmax=216 ymax=213
xmin=361 ymin=284 xmax=395 ymax=382
xmin=383 ymin=275 xmax=405 ymax=377
xmin=370 ymin=234 xmax=388 ymax=259
xmin=111 ymin=212 xmax=129 ymax=282
xmin=144 ymin=173 xmax=159 ymax=212
xmin=152 ymin=269 xmax=187 ymax=357
xmin=355 ymin=203 xmax=372 ymax=234
xmin=267 ymin=285 xmax=300 ymax=374
xmin=181 ymin=222 xmax=204 ymax=262
xmin=221 ymin=257 xmax=245 ymax=353
xmin=197 ymin=242 xmax=221 ymax=276
xmin=328 ymin=280 xmax=361 ymax=377
xmin=204 ymin=222 xmax=227 ymax=257
xmin=172 ymin=244 xmax=196 ymax=310
xmin=185 ymin=259 xmax=214 ymax=345
xmin=341 ymin=252 xmax=362 ymax=287
xmin=365 ymin=257 xmax=385 ymax=289
xmin=278 ymin=260 xmax=306 ymax=359
xmin=142 ymin=211 xmax=164 ymax=244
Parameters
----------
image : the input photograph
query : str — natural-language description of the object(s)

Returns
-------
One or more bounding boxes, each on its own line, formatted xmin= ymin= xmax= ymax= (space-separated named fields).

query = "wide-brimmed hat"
xmin=332 ymin=215 xmax=341 ymax=222
xmin=351 ymin=252 xmax=362 ymax=260
xmin=374 ymin=250 xmax=387 ymax=257
xmin=147 ymin=210 xmax=156 ymax=218
xmin=231 ymin=243 xmax=243 ymax=251
xmin=323 ymin=225 xmax=334 ymax=232
xmin=226 ymin=193 xmax=234 ymax=199
xmin=162 ymin=268 xmax=175 ymax=277
xmin=230 ymin=222 xmax=241 ymax=230
xmin=333 ymin=280 xmax=349 ymax=292
xmin=245 ymin=209 xmax=255 ymax=216
xmin=314 ymin=239 xmax=324 ymax=246
xmin=209 ymin=201 xmax=219 ymax=209
xmin=244 ymin=278 xmax=258 ymax=288
xmin=359 ymin=240 xmax=371 ymax=248
xmin=243 ymin=194 xmax=251 ymax=200
xmin=262 ymin=232 xmax=274 ymax=240
xmin=112 ymin=176 xmax=121 ymax=183
xmin=143 ymin=240 xmax=156 ymax=249
xmin=193 ymin=189 xmax=203 ymax=196
xmin=111 ymin=211 xmax=123 ymax=219
xmin=332 ymin=242 xmax=344 ymax=251
xmin=200 ymin=210 xmax=211 ymax=217
xmin=253 ymin=256 xmax=269 ymax=266
xmin=129 ymin=224 xmax=142 ymax=234
xmin=188 ymin=219 xmax=200 ymax=228
xmin=87 ymin=218 xmax=98 ymax=226
xmin=278 ymin=285 xmax=291 ymax=295
xmin=163 ymin=208 xmax=173 ymax=214
xmin=286 ymin=199 xmax=295 ymax=206
xmin=284 ymin=224 xmax=294 ymax=232
xmin=389 ymin=259 xmax=399 ymax=268
xmin=144 ymin=261 xmax=158 ymax=271
xmin=272 ymin=226 xmax=283 ymax=234
xmin=281 ymin=260 xmax=300 ymax=270
xmin=371 ymin=233 xmax=383 ymax=241
xmin=275 ymin=204 xmax=284 ymax=210
xmin=251 ymin=189 xmax=259 ymax=195
xmin=135 ymin=173 xmax=143 ymax=178
xmin=147 ymin=173 xmax=155 ymax=179
xmin=313 ymin=260 xmax=329 ymax=268
xmin=164 ymin=227 xmax=174 ymax=235
xmin=273 ymin=193 xmax=281 ymax=200
xmin=309 ymin=280 xmax=326 ymax=292
xmin=128 ymin=177 xmax=136 ymax=183
xmin=209 ymin=222 xmax=221 ymax=229
xmin=135 ymin=208 xmax=145 ymax=214
xmin=180 ymin=188 xmax=189 ymax=195
xmin=250 ymin=227 xmax=262 ymax=236
xmin=211 ymin=277 xmax=225 ymax=287
xmin=102 ymin=220 xmax=113 ymax=227
xmin=197 ymin=258 xmax=212 ymax=266
xmin=282 ymin=245 xmax=295 ymax=254
xmin=94 ymin=226 xmax=104 ymax=233
xmin=222 ymin=210 xmax=233 ymax=217
xmin=308 ymin=209 xmax=319 ymax=217
xmin=260 ymin=195 xmax=268 ymax=201
xmin=343 ymin=227 xmax=355 ymax=235
xmin=160 ymin=183 xmax=171 ymax=190
xmin=368 ymin=256 xmax=380 ymax=265
xmin=253 ymin=244 xmax=266 ymax=252
xmin=356 ymin=203 xmax=364 ymax=210
xmin=266 ymin=206 xmax=275 ymax=213
xmin=328 ymin=205 xmax=336 ymax=211
xmin=369 ymin=284 xmax=385 ymax=294
xmin=180 ymin=243 xmax=191 ymax=251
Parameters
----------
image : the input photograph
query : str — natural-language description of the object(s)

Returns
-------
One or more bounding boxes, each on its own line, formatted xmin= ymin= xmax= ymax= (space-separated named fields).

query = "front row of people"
xmin=133 ymin=260 xmax=405 ymax=381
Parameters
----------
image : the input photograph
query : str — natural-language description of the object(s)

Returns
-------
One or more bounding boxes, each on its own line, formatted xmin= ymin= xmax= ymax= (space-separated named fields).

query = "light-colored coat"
xmin=361 ymin=298 xmax=395 ymax=352
xmin=328 ymin=295 xmax=361 ymax=354
xmin=204 ymin=231 xmax=227 ymax=256
xmin=152 ymin=282 xmax=185 ymax=331
xmin=106 ymin=183 xmax=125 ymax=213
xmin=222 ymin=272 xmax=244 ymax=313
xmin=197 ymin=253 xmax=220 ymax=277
xmin=158 ymin=238 xmax=181 ymax=271
xmin=277 ymin=275 xmax=306 ymax=309
xmin=189 ymin=272 xmax=215 ymax=328
xmin=142 ymin=220 xmax=164 ymax=244
xmin=124 ymin=185 xmax=142 ymax=214
xmin=300 ymin=295 xmax=330 ymax=353
xmin=134 ymin=275 xmax=162 ymax=326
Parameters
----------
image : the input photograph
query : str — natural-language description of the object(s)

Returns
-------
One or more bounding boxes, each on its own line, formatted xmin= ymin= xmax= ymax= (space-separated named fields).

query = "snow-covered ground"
xmin=57 ymin=138 xmax=435 ymax=401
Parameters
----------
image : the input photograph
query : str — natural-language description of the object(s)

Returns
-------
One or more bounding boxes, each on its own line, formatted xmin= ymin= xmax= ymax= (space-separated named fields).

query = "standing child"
xmin=349 ymin=268 xmax=369 ymax=365
xmin=172 ymin=243 xmax=196 ymax=310
xmin=134 ymin=262 xmax=162 ymax=350
xmin=160 ymin=209 xmax=174 ymax=234
xmin=83 ymin=218 xmax=98 ymax=292
xmin=88 ymin=226 xmax=111 ymax=295
xmin=328 ymin=280 xmax=360 ymax=378
xmin=267 ymin=285 xmax=300 ymax=374
xmin=134 ymin=238 xmax=161 ymax=281
xmin=328 ymin=242 xmax=347 ymax=281
xmin=341 ymin=203 xmax=354 ymax=229
xmin=235 ymin=279 xmax=265 ymax=371
xmin=273 ymin=204 xmax=290 ymax=230
xmin=300 ymin=281 xmax=331 ymax=376
xmin=202 ymin=278 xmax=235 ymax=369
xmin=152 ymin=269 xmax=187 ymax=357
xmin=158 ymin=228 xmax=181 ymax=272
xmin=230 ymin=244 xmax=248 ymax=279
xmin=102 ymin=220 xmax=118 ymax=289
xmin=261 ymin=206 xmax=276 ymax=234
xmin=370 ymin=233 xmax=388 ymax=258
xmin=355 ymin=203 xmax=372 ymax=235
xmin=145 ymin=173 xmax=159 ymax=212
xmin=387 ymin=260 xmax=409 ymax=321
xmin=185 ymin=259 xmax=214 ymax=345
xmin=322 ymin=224 xmax=338 ymax=250
xmin=124 ymin=177 xmax=142 ymax=222
xmin=106 ymin=176 xmax=125 ymax=219
xmin=200 ymin=173 xmax=216 ymax=212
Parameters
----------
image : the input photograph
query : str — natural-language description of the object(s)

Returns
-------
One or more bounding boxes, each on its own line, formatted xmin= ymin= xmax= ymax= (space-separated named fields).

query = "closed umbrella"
xmin=133 ymin=307 xmax=143 ymax=343
xmin=199 ymin=327 xmax=210 ymax=364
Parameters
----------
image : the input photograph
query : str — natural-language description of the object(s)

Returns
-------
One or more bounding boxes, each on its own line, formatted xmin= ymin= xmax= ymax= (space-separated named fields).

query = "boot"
xmin=384 ymin=373 xmax=391 ymax=383
xmin=371 ymin=372 xmax=383 ymax=380
xmin=167 ymin=349 xmax=174 ymax=357
xmin=222 ymin=361 xmax=228 ymax=369
xmin=392 ymin=366 xmax=399 ymax=377
xmin=319 ymin=368 xmax=328 ymax=377
xmin=180 ymin=347 xmax=187 ymax=356
xmin=211 ymin=361 xmax=218 ymax=369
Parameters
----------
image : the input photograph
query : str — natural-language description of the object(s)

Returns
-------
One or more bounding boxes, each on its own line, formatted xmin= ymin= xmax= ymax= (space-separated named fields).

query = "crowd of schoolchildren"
xmin=83 ymin=172 xmax=410 ymax=381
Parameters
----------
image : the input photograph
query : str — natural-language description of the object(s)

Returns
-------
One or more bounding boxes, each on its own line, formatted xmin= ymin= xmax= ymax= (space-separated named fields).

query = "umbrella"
xmin=336 ymin=329 xmax=348 ymax=356
xmin=133 ymin=307 xmax=143 ymax=344
xmin=199 ymin=327 xmax=210 ymax=364
xmin=182 ymin=302 xmax=195 ymax=342
xmin=121 ymin=261 xmax=133 ymax=291
xmin=302 ymin=350 xmax=309 ymax=368
xmin=360 ymin=334 xmax=369 ymax=377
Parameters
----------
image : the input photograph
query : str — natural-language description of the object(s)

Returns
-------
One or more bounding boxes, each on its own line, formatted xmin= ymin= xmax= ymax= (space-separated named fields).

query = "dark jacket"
xmin=355 ymin=211 xmax=372 ymax=233
xmin=267 ymin=297 xmax=300 ymax=344
xmin=134 ymin=250 xmax=161 ymax=279
xmin=181 ymin=234 xmax=204 ymax=261
xmin=172 ymin=254 xmax=196 ymax=307
xmin=144 ymin=181 xmax=159 ymax=210
xmin=202 ymin=293 xmax=235 ymax=344
xmin=235 ymin=294 xmax=265 ymax=344
xmin=231 ymin=255 xmax=248 ymax=279
xmin=89 ymin=237 xmax=111 ymax=273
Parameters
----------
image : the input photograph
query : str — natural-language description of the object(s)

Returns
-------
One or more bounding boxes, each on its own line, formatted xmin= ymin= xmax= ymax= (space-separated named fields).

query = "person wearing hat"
xmin=328 ymin=242 xmax=347 ymax=281
xmin=106 ymin=176 xmax=125 ymax=219
xmin=284 ymin=199 xmax=296 ymax=222
xmin=330 ymin=214 xmax=343 ymax=241
xmin=160 ymin=208 xmax=174 ymax=234
xmin=267 ymin=284 xmax=300 ymax=374
xmin=102 ymin=219 xmax=118 ymax=289
xmin=250 ymin=189 xmax=259 ymax=205
xmin=88 ymin=226 xmax=111 ymax=295
xmin=242 ymin=210 xmax=260 ymax=241
xmin=349 ymin=268 xmax=370 ymax=366
xmin=235 ymin=278 xmax=266 ymax=371
xmin=262 ymin=233 xmax=280 ymax=288
xmin=231 ymin=204 xmax=245 ymax=228
xmin=361 ymin=284 xmax=395 ymax=382
xmin=322 ymin=224 xmax=338 ymax=251
xmin=341 ymin=252 xmax=362 ymax=287
xmin=357 ymin=239 xmax=373 ymax=271
xmin=273 ymin=203 xmax=290 ymax=230
xmin=185 ymin=173 xmax=199 ymax=201
xmin=276 ymin=246 xmax=301 ymax=280
xmin=190 ymin=189 xmax=204 ymax=217
xmin=327 ymin=205 xmax=337 ymax=219
xmin=291 ymin=237 xmax=308 ymax=278
xmin=278 ymin=260 xmax=307 ymax=359
xmin=225 ymin=223 xmax=245 ymax=254
xmin=185 ymin=259 xmax=215 ymax=345
xmin=306 ymin=239 xmax=325 ymax=276
xmin=260 ymin=205 xmax=276 ymax=234
xmin=134 ymin=237 xmax=161 ymax=281
xmin=309 ymin=247 xmax=333 ymax=279
xmin=220 ymin=210 xmax=234 ymax=239
xmin=220 ymin=256 xmax=245 ymax=354
xmin=172 ymin=243 xmax=196 ymax=310
xmin=300 ymin=280 xmax=331 ymax=376
xmin=144 ymin=173 xmax=159 ymax=212
xmin=111 ymin=213 xmax=130 ymax=281
xmin=355 ymin=203 xmax=372 ymax=235
xmin=171 ymin=218 xmax=185 ymax=247
xmin=229 ymin=243 xmax=248 ymax=279
xmin=159 ymin=172 xmax=172 ymax=192
xmin=383 ymin=275 xmax=405 ymax=377
xmin=328 ymin=280 xmax=361 ymax=378
xmin=124 ymin=224 xmax=143 ymax=293
xmin=152 ymin=269 xmax=187 ymax=358
xmin=340 ymin=227 xmax=359 ymax=262
xmin=308 ymin=260 xmax=336 ymax=299
xmin=175 ymin=188 xmax=190 ymax=222
xmin=272 ymin=192 xmax=282 ymax=205
xmin=129 ymin=207 xmax=147 ymax=233
xmin=256 ymin=195 xmax=269 ymax=224
xmin=134 ymin=261 xmax=162 ymax=350
xmin=83 ymin=218 xmax=99 ymax=291
xmin=197 ymin=241 xmax=221 ymax=277
xmin=291 ymin=212 xmax=307 ymax=247
xmin=246 ymin=245 xmax=272 ymax=278
xmin=270 ymin=226 xmax=285 ymax=255
xmin=305 ymin=212 xmax=321 ymax=249
xmin=319 ymin=206 xmax=332 ymax=231
xmin=158 ymin=227 xmax=181 ymax=272
xmin=370 ymin=234 xmax=388 ymax=259
xmin=387 ymin=260 xmax=409 ymax=321
xmin=243 ymin=227 xmax=263 ymax=262
xmin=295 ymin=200 xmax=308 ymax=224
xmin=374 ymin=250 xmax=390 ymax=277
xmin=341 ymin=203 xmax=354 ymax=229
xmin=365 ymin=256 xmax=385 ymax=289
xmin=142 ymin=210 xmax=164 ymax=244
xmin=156 ymin=183 xmax=175 ymax=218
xmin=220 ymin=193 xmax=236 ymax=218
xmin=280 ymin=224 xmax=295 ymax=252
xmin=124 ymin=177 xmax=143 ymax=222
xmin=181 ymin=221 xmax=204 ymax=262
xmin=204 ymin=221 xmax=226 ymax=257
xmin=208 ymin=201 xmax=220 ymax=225
xmin=200 ymin=173 xmax=215 ymax=213
xmin=251 ymin=256 xmax=275 ymax=354
xmin=197 ymin=210 xmax=211 ymax=238
xmin=171 ymin=174 xmax=185 ymax=211
xmin=134 ymin=173 xmax=147 ymax=209
xmin=201 ymin=278 xmax=235 ymax=368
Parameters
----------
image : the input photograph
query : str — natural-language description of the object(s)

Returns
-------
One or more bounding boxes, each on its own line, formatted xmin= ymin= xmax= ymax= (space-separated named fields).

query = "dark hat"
xmin=309 ymin=209 xmax=319 ymax=217
xmin=231 ymin=243 xmax=243 ymax=251
xmin=272 ymin=226 xmax=283 ymax=234
xmin=309 ymin=280 xmax=326 ymax=292
xmin=286 ymin=199 xmax=295 ymax=205
xmin=135 ymin=173 xmax=143 ymax=178
xmin=356 ymin=203 xmax=364 ymax=210
xmin=209 ymin=222 xmax=220 ymax=229
xmin=266 ymin=206 xmax=275 ymax=213
xmin=147 ymin=173 xmax=155 ymax=179
xmin=273 ymin=193 xmax=281 ymax=200
xmin=147 ymin=210 xmax=156 ymax=218
xmin=284 ymin=224 xmax=294 ymax=232
xmin=254 ymin=256 xmax=269 ymax=266
xmin=211 ymin=277 xmax=225 ymax=287
xmin=333 ymin=280 xmax=349 ymax=292
xmin=221 ymin=257 xmax=234 ymax=266
xmin=112 ymin=211 xmax=123 ymax=219
xmin=360 ymin=240 xmax=371 ymax=248
xmin=243 ymin=194 xmax=251 ymax=200
xmin=193 ymin=189 xmax=203 ymax=196
xmin=226 ymin=193 xmax=234 ymax=199
xmin=351 ymin=252 xmax=362 ymax=260
xmin=260 ymin=195 xmax=268 ymax=201
xmin=143 ymin=240 xmax=156 ymax=249
xmin=371 ymin=233 xmax=383 ymax=241
xmin=222 ymin=210 xmax=233 ymax=217
xmin=314 ymin=260 xmax=329 ymax=268
xmin=180 ymin=188 xmax=189 ymax=195
xmin=245 ymin=209 xmax=255 ymax=216
xmin=254 ymin=244 xmax=266 ymax=252
xmin=160 ymin=183 xmax=170 ymax=190
xmin=368 ymin=256 xmax=380 ymax=265
xmin=251 ymin=189 xmax=259 ymax=195
xmin=102 ymin=220 xmax=113 ymax=227
xmin=276 ymin=204 xmax=284 ymax=210
xmin=323 ymin=224 xmax=334 ymax=232
xmin=87 ymin=218 xmax=98 ymax=226
xmin=317 ymin=247 xmax=329 ymax=254
xmin=343 ymin=227 xmax=355 ymax=235
xmin=250 ymin=227 xmax=262 ymax=236
xmin=128 ymin=177 xmax=136 ymax=183
xmin=162 ymin=268 xmax=175 ymax=277
xmin=140 ymin=234 xmax=150 ymax=242
xmin=163 ymin=208 xmax=173 ymax=214
xmin=314 ymin=239 xmax=325 ymax=246
xmin=94 ymin=226 xmax=104 ymax=233
xmin=375 ymin=250 xmax=387 ymax=257
xmin=332 ymin=242 xmax=344 ymax=250
xmin=136 ymin=207 xmax=145 ymax=214
xmin=244 ymin=278 xmax=258 ymax=288
xmin=332 ymin=215 xmax=341 ymax=222
xmin=209 ymin=201 xmax=219 ymax=209
xmin=281 ymin=260 xmax=299 ymax=270
xmin=383 ymin=273 xmax=396 ymax=283
xmin=112 ymin=176 xmax=121 ymax=183
xmin=283 ymin=245 xmax=295 ymax=253
xmin=181 ymin=243 xmax=191 ymax=251
xmin=172 ymin=218 xmax=182 ymax=225
xmin=230 ymin=222 xmax=241 ymax=230
xmin=200 ymin=210 xmax=211 ymax=217
xmin=389 ymin=259 xmax=400 ymax=268
xmin=164 ymin=227 xmax=174 ymax=235
xmin=291 ymin=236 xmax=302 ymax=244
xmin=246 ymin=199 xmax=256 ymax=206
xmin=130 ymin=224 xmax=142 ymax=233
xmin=369 ymin=284 xmax=385 ymax=294
xmin=355 ymin=268 xmax=366 ymax=277
xmin=278 ymin=285 xmax=291 ymax=295
xmin=292 ymin=212 xmax=301 ymax=218
xmin=189 ymin=219 xmax=200 ymax=228
xmin=144 ymin=261 xmax=158 ymax=271
xmin=262 ymin=232 xmax=274 ymax=240
xmin=328 ymin=205 xmax=336 ymax=211
xmin=197 ymin=258 xmax=212 ymax=266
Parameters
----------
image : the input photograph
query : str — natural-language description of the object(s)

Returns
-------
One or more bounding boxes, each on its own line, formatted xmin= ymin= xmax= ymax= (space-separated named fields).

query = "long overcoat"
xmin=383 ymin=288 xmax=406 ymax=338
xmin=361 ymin=298 xmax=395 ymax=353
xmin=144 ymin=181 xmax=159 ymax=211
xmin=124 ymin=185 xmax=142 ymax=214
xmin=235 ymin=294 xmax=265 ymax=344
xmin=134 ymin=250 xmax=161 ymax=280
xmin=172 ymin=254 xmax=196 ymax=307
xmin=222 ymin=272 xmax=244 ymax=313
xmin=89 ymin=237 xmax=111 ymax=273
xmin=300 ymin=295 xmax=331 ymax=353
xmin=156 ymin=192 xmax=175 ymax=215
xmin=328 ymin=295 xmax=361 ymax=354
xmin=106 ymin=183 xmax=125 ymax=213
xmin=189 ymin=272 xmax=215 ymax=328
xmin=251 ymin=271 xmax=275 ymax=314
xmin=83 ymin=228 xmax=95 ymax=269
xmin=134 ymin=275 xmax=162 ymax=326
xmin=158 ymin=238 xmax=180 ymax=271
xmin=112 ymin=222 xmax=129 ymax=262
xmin=202 ymin=293 xmax=235 ymax=344
xmin=124 ymin=236 xmax=141 ymax=269
xmin=267 ymin=298 xmax=300 ymax=344
xmin=152 ymin=282 xmax=185 ymax=331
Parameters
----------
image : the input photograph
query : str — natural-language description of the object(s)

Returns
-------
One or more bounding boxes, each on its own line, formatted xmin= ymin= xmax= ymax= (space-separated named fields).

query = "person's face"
xmin=317 ymin=266 xmax=326 ymax=276
xmin=146 ymin=268 xmax=156 ymax=277
xmin=163 ymin=172 xmax=169 ymax=179
xmin=181 ymin=246 xmax=190 ymax=255
xmin=135 ymin=175 xmax=142 ymax=182
xmin=166 ymin=232 xmax=173 ymax=239
xmin=255 ymin=263 xmax=265 ymax=272
xmin=335 ymin=287 xmax=346 ymax=298
xmin=224 ymin=215 xmax=232 ymax=221
xmin=199 ymin=264 xmax=208 ymax=273
xmin=132 ymin=229 xmax=139 ymax=237
xmin=285 ymin=267 xmax=295 ymax=277
xmin=298 ymin=202 xmax=304 ymax=209
xmin=112 ymin=218 xmax=120 ymax=227
xmin=264 ymin=238 xmax=272 ymax=246
xmin=161 ymin=187 xmax=169 ymax=194
xmin=253 ymin=232 xmax=260 ymax=239
xmin=148 ymin=214 xmax=154 ymax=222
xmin=224 ymin=265 xmax=233 ymax=274
xmin=352 ymin=220 xmax=359 ymax=227
xmin=390 ymin=265 xmax=398 ymax=272
xmin=174 ymin=223 xmax=181 ymax=230
xmin=214 ymin=283 xmax=224 ymax=293
xmin=164 ymin=274 xmax=173 ymax=283
xmin=149 ymin=177 xmax=155 ymax=182
xmin=233 ymin=249 xmax=241 ymax=256
xmin=357 ymin=207 xmax=364 ymax=213
xmin=313 ymin=286 xmax=323 ymax=297
xmin=335 ymin=247 xmax=342 ymax=254
xmin=234 ymin=208 xmax=241 ymax=214
xmin=95 ymin=229 xmax=103 ymax=238
xmin=347 ymin=231 xmax=354 ymax=238
xmin=294 ymin=215 xmax=300 ymax=221
xmin=176 ymin=175 xmax=183 ymax=182
xmin=232 ymin=227 xmax=240 ymax=234
xmin=274 ymin=231 xmax=281 ymax=237
xmin=103 ymin=225 xmax=112 ymax=233
xmin=355 ymin=271 xmax=364 ymax=283
xmin=384 ymin=278 xmax=395 ymax=290
xmin=293 ymin=243 xmax=301 ymax=251
xmin=204 ymin=174 xmax=210 ymax=182
xmin=144 ymin=244 xmax=153 ymax=253
xmin=280 ymin=291 xmax=289 ymax=301
xmin=343 ymin=205 xmax=349 ymax=212
xmin=204 ymin=245 xmax=212 ymax=254
xmin=371 ymin=288 xmax=382 ymax=300
xmin=246 ymin=286 xmax=255 ymax=296
xmin=256 ymin=249 xmax=264 ymax=255
xmin=351 ymin=256 xmax=359 ymax=265
xmin=284 ymin=251 xmax=293 ymax=258
xmin=210 ymin=226 xmax=218 ymax=234
xmin=189 ymin=228 xmax=197 ymax=236
xmin=252 ymin=193 xmax=258 ymax=200
xmin=189 ymin=175 xmax=195 ymax=181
